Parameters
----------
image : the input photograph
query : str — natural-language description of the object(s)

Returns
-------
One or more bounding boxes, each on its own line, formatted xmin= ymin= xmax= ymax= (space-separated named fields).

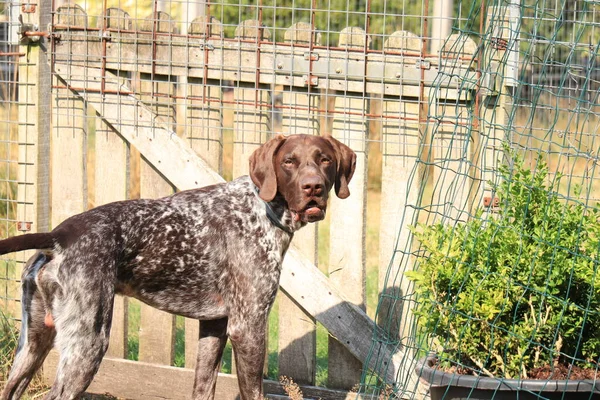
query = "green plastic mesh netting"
xmin=361 ymin=1 xmax=600 ymax=398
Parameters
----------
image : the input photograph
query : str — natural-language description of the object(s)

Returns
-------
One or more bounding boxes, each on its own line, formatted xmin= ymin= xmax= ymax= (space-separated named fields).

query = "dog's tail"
xmin=0 ymin=233 xmax=56 ymax=255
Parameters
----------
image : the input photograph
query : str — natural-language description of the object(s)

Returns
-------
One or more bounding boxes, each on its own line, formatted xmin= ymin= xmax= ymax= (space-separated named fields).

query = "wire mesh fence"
xmin=0 ymin=1 xmax=28 ymax=324
xmin=1 ymin=0 xmax=599 ymax=398
xmin=365 ymin=0 xmax=600 ymax=399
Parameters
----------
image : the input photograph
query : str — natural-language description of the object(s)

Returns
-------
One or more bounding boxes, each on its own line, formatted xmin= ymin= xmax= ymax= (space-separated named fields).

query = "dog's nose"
xmin=301 ymin=175 xmax=324 ymax=197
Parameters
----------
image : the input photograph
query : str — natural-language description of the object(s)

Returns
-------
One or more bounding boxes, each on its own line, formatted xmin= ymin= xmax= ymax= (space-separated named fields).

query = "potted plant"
xmin=407 ymin=154 xmax=600 ymax=399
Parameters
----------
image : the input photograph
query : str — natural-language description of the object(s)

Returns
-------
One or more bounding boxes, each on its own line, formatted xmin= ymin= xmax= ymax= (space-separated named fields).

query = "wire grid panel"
xmin=366 ymin=1 xmax=600 ymax=399
xmin=0 ymin=1 xmax=44 ymax=325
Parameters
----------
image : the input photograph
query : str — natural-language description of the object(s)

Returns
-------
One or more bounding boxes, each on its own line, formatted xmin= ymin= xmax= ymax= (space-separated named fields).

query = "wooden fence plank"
xmin=184 ymin=16 xmax=224 ymax=370
xmin=231 ymin=20 xmax=272 ymax=376
xmin=51 ymin=82 xmax=87 ymax=226
xmin=232 ymin=82 xmax=270 ymax=178
xmin=186 ymin=79 xmax=222 ymax=173
xmin=277 ymin=89 xmax=318 ymax=384
xmin=327 ymin=27 xmax=369 ymax=390
xmin=232 ymin=20 xmax=271 ymax=179
xmin=185 ymin=16 xmax=223 ymax=174
xmin=94 ymin=96 xmax=130 ymax=359
xmin=281 ymin=248 xmax=410 ymax=387
xmin=94 ymin=9 xmax=133 ymax=360
xmin=55 ymin=63 xmax=416 ymax=387
xmin=136 ymin=14 xmax=177 ymax=365
xmin=477 ymin=7 xmax=510 ymax=214
xmin=377 ymin=31 xmax=422 ymax=347
xmin=276 ymin=22 xmax=320 ymax=386
xmin=432 ymin=35 xmax=478 ymax=223
xmin=51 ymin=4 xmax=89 ymax=227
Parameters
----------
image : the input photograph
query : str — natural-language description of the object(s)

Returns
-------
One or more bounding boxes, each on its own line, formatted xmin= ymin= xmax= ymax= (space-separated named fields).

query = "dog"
xmin=0 ymin=134 xmax=356 ymax=400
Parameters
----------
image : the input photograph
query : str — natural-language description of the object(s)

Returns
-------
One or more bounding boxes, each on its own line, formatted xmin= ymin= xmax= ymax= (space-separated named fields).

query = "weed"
xmin=279 ymin=375 xmax=303 ymax=400
xmin=0 ymin=311 xmax=48 ymax=399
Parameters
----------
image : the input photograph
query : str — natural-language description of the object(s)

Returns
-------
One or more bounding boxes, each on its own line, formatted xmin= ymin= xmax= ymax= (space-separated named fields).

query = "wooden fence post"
xmin=52 ymin=4 xmax=88 ymax=228
xmin=93 ymin=7 xmax=133 ymax=360
xmin=327 ymin=26 xmax=369 ymax=390
xmin=95 ymin=112 xmax=129 ymax=359
xmin=184 ymin=15 xmax=224 ymax=371
xmin=136 ymin=11 xmax=177 ymax=366
xmin=97 ymin=7 xmax=133 ymax=359
xmin=185 ymin=16 xmax=223 ymax=175
xmin=276 ymin=22 xmax=320 ymax=386
xmin=232 ymin=20 xmax=271 ymax=179
xmin=432 ymin=34 xmax=478 ymax=223
xmin=377 ymin=31 xmax=422 ymax=344
xmin=230 ymin=19 xmax=272 ymax=375
xmin=477 ymin=6 xmax=510 ymax=211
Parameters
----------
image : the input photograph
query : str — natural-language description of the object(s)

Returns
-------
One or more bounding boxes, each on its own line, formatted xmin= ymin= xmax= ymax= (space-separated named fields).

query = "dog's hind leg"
xmin=43 ymin=263 xmax=115 ymax=400
xmin=1 ymin=252 xmax=56 ymax=400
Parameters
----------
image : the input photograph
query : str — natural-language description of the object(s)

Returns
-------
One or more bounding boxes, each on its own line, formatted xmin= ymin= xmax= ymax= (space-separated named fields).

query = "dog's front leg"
xmin=192 ymin=317 xmax=228 ymax=400
xmin=228 ymin=316 xmax=268 ymax=400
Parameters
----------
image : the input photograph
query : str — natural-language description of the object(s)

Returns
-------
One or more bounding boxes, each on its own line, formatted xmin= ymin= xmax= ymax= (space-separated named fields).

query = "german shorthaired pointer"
xmin=0 ymin=134 xmax=356 ymax=400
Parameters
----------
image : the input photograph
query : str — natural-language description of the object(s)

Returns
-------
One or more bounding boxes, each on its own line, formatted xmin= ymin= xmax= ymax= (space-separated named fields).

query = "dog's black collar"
xmin=252 ymin=185 xmax=294 ymax=236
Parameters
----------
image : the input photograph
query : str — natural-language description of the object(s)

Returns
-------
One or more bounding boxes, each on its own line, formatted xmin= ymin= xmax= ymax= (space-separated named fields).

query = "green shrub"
xmin=407 ymin=154 xmax=600 ymax=379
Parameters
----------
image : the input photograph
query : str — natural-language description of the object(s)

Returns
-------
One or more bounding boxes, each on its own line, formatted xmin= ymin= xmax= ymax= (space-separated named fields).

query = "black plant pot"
xmin=416 ymin=356 xmax=600 ymax=400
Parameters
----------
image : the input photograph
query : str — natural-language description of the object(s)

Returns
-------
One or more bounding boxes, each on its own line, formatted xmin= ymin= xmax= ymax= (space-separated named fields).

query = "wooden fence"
xmin=4 ymin=2 xmax=512 ymax=398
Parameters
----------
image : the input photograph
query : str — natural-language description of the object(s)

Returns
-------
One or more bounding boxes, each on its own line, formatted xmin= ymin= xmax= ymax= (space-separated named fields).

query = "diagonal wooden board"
xmin=53 ymin=63 xmax=416 ymax=388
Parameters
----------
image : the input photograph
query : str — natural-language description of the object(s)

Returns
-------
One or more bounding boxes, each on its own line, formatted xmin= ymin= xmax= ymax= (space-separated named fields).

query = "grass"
xmin=0 ymin=313 xmax=16 ymax=385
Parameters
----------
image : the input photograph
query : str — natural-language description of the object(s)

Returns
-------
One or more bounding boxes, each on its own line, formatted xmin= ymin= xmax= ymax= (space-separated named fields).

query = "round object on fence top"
xmin=440 ymin=33 xmax=478 ymax=58
xmin=235 ymin=20 xmax=272 ymax=40
xmin=141 ymin=11 xmax=177 ymax=34
xmin=284 ymin=22 xmax=321 ymax=46
xmin=56 ymin=3 xmax=88 ymax=27
xmin=105 ymin=8 xmax=132 ymax=30
xmin=189 ymin=16 xmax=223 ymax=38
xmin=338 ymin=26 xmax=371 ymax=49
xmin=384 ymin=30 xmax=421 ymax=52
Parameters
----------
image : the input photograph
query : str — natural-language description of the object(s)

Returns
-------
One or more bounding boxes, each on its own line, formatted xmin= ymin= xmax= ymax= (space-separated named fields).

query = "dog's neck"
xmin=251 ymin=186 xmax=298 ymax=235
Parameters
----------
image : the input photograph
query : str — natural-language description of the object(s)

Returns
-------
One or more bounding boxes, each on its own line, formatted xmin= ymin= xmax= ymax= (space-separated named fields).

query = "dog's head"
xmin=249 ymin=134 xmax=357 ymax=223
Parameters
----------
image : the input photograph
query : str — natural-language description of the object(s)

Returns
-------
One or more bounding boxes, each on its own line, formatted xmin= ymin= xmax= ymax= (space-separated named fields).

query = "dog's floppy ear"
xmin=324 ymin=135 xmax=357 ymax=199
xmin=249 ymin=134 xmax=287 ymax=202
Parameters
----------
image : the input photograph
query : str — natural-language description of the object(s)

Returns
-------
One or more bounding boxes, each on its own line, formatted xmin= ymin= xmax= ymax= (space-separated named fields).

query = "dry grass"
xmin=0 ymin=314 xmax=49 ymax=399
xmin=279 ymin=376 xmax=304 ymax=400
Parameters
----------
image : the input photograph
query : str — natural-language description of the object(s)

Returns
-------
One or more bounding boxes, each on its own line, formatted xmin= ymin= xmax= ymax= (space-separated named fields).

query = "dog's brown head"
xmin=249 ymin=134 xmax=356 ymax=223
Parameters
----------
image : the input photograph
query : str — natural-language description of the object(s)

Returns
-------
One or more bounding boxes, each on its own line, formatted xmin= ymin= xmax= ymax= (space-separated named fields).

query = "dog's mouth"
xmin=291 ymin=200 xmax=326 ymax=223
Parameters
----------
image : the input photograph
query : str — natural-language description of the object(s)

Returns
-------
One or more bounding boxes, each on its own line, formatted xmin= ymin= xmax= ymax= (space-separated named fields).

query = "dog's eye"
xmin=321 ymin=157 xmax=332 ymax=165
xmin=283 ymin=158 xmax=295 ymax=166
